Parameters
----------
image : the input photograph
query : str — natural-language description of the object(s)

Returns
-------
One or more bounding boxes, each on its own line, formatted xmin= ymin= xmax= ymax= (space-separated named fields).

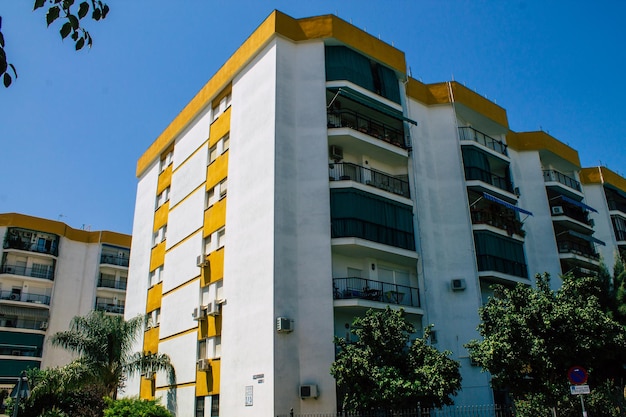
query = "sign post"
xmin=567 ymin=366 xmax=589 ymax=417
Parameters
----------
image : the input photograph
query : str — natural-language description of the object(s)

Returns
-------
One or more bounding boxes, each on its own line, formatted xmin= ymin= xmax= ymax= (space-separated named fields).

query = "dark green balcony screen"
xmin=0 ymin=359 xmax=41 ymax=379
xmin=462 ymin=148 xmax=491 ymax=172
xmin=330 ymin=189 xmax=415 ymax=250
xmin=325 ymin=46 xmax=401 ymax=104
xmin=474 ymin=231 xmax=528 ymax=278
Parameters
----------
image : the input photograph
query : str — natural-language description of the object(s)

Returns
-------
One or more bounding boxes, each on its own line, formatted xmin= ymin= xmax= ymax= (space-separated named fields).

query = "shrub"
xmin=103 ymin=397 xmax=173 ymax=417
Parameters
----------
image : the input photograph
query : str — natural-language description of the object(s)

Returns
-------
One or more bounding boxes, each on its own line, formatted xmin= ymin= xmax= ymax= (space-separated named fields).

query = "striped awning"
xmin=483 ymin=192 xmax=533 ymax=216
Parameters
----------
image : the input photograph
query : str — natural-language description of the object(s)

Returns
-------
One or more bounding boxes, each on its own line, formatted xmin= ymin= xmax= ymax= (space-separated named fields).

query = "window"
xmin=212 ymin=94 xmax=231 ymax=122
xmin=195 ymin=396 xmax=205 ymax=417
xmin=148 ymin=308 xmax=160 ymax=328
xmin=153 ymin=225 xmax=167 ymax=246
xmin=222 ymin=134 xmax=230 ymax=152
xmin=210 ymin=395 xmax=219 ymax=417
xmin=209 ymin=145 xmax=218 ymax=164
xmin=199 ymin=337 xmax=221 ymax=360
xmin=206 ymin=179 xmax=228 ymax=209
xmin=156 ymin=187 xmax=170 ymax=209
xmin=217 ymin=228 xmax=225 ymax=249
xmin=160 ymin=150 xmax=173 ymax=172
xmin=149 ymin=266 xmax=164 ymax=286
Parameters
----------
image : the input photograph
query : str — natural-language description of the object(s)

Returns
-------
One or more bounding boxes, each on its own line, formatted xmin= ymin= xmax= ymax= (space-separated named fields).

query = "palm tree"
xmin=51 ymin=310 xmax=175 ymax=399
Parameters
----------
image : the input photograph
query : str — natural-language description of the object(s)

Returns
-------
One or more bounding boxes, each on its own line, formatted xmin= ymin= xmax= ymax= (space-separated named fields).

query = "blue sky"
xmin=1 ymin=1 xmax=624 ymax=235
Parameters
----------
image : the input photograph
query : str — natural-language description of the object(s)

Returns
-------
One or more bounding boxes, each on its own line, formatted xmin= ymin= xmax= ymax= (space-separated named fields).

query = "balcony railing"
xmin=543 ymin=170 xmax=581 ymax=192
xmin=95 ymin=298 xmax=125 ymax=314
xmin=550 ymin=204 xmax=592 ymax=226
xmin=464 ymin=167 xmax=514 ymax=193
xmin=470 ymin=208 xmax=525 ymax=237
xmin=0 ymin=346 xmax=41 ymax=357
xmin=0 ymin=264 xmax=55 ymax=280
xmin=615 ymin=229 xmax=626 ymax=242
xmin=608 ymin=199 xmax=626 ymax=213
xmin=327 ymin=109 xmax=405 ymax=149
xmin=3 ymin=233 xmax=59 ymax=256
xmin=333 ymin=277 xmax=420 ymax=308
xmin=476 ymin=254 xmax=528 ymax=278
xmin=458 ymin=127 xmax=508 ymax=156
xmin=557 ymin=240 xmax=599 ymax=260
xmin=100 ymin=254 xmax=130 ymax=267
xmin=329 ymin=163 xmax=410 ymax=198
xmin=331 ymin=218 xmax=416 ymax=251
xmin=0 ymin=290 xmax=51 ymax=305
xmin=97 ymin=276 xmax=127 ymax=290
xmin=0 ymin=318 xmax=48 ymax=331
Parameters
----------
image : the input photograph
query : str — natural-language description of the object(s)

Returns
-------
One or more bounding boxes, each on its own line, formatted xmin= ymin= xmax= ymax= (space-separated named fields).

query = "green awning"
xmin=333 ymin=87 xmax=418 ymax=125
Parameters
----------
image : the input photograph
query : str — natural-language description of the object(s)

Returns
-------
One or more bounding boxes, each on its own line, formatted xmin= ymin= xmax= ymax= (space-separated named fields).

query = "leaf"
xmin=78 ymin=2 xmax=89 ymax=19
xmin=68 ymin=14 xmax=79 ymax=30
xmin=3 ymin=73 xmax=11 ymax=88
xmin=46 ymin=6 xmax=60 ymax=26
xmin=34 ymin=0 xmax=46 ymax=11
xmin=71 ymin=31 xmax=79 ymax=41
xmin=9 ymin=64 xmax=17 ymax=78
xmin=0 ymin=59 xmax=7 ymax=76
xmin=92 ymin=8 xmax=101 ymax=21
xmin=60 ymin=22 xmax=72 ymax=39
xmin=0 ymin=32 xmax=4 ymax=48
xmin=75 ymin=37 xmax=85 ymax=50
xmin=101 ymin=4 xmax=109 ymax=18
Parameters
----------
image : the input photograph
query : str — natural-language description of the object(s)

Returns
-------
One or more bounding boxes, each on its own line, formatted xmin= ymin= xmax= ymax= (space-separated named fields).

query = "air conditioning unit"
xmin=589 ymin=219 xmax=595 ymax=227
xmin=40 ymin=322 xmax=49 ymax=330
xmin=451 ymin=279 xmax=466 ymax=291
xmin=329 ymin=145 xmax=343 ymax=161
xmin=552 ymin=206 xmax=564 ymax=215
xmin=276 ymin=317 xmax=294 ymax=333
xmin=192 ymin=307 xmax=206 ymax=321
xmin=197 ymin=255 xmax=208 ymax=267
xmin=300 ymin=384 xmax=319 ymax=399
xmin=197 ymin=358 xmax=211 ymax=371
xmin=206 ymin=302 xmax=220 ymax=316
xmin=514 ymin=187 xmax=521 ymax=197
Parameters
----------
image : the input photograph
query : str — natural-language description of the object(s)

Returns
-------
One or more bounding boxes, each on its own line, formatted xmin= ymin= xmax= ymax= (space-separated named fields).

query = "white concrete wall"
xmin=220 ymin=39 xmax=278 ymax=417
xmin=170 ymin=142 xmax=208 ymax=208
xmin=163 ymin=231 xmax=203 ymax=293
xmin=156 ymin=384 xmax=195 ymax=417
xmin=407 ymin=98 xmax=492 ymax=405
xmin=160 ymin=282 xmax=199 ymax=340
xmin=172 ymin=108 xmax=211 ymax=172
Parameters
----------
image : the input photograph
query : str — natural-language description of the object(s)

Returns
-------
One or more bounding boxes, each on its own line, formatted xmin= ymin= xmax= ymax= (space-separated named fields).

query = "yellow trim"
xmin=167 ymin=183 xmax=206 ymax=213
xmin=156 ymin=381 xmax=197 ymax=391
xmin=507 ymin=131 xmax=581 ymax=168
xmin=209 ymin=108 xmax=231 ymax=148
xmin=159 ymin=327 xmax=197 ymax=343
xmin=203 ymin=199 xmax=226 ymax=238
xmin=136 ymin=10 xmax=406 ymax=178
xmin=195 ymin=358 xmax=221 ymax=396
xmin=581 ymin=166 xmax=626 ymax=193
xmin=0 ymin=213 xmax=131 ymax=246
xmin=139 ymin=377 xmax=155 ymax=400
xmin=143 ymin=326 xmax=160 ymax=354
xmin=163 ymin=227 xmax=203 ymax=255
xmin=153 ymin=202 xmax=169 ymax=233
xmin=207 ymin=154 xmax=228 ymax=191
xmin=149 ymin=241 xmax=166 ymax=272
xmin=146 ymin=282 xmax=163 ymax=312
xmin=157 ymin=166 xmax=172 ymax=196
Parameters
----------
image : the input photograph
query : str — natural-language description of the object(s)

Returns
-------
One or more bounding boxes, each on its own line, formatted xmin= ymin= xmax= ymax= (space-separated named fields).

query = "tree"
xmin=0 ymin=0 xmax=109 ymax=88
xmin=330 ymin=307 xmax=461 ymax=412
xmin=466 ymin=273 xmax=626 ymax=415
xmin=51 ymin=310 xmax=175 ymax=400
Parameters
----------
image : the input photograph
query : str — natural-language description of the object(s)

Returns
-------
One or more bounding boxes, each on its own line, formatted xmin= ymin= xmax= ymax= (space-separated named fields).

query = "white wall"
xmin=170 ymin=143 xmax=208 ymax=208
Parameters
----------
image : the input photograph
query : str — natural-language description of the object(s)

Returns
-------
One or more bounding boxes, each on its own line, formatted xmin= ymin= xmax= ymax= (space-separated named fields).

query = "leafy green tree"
xmin=103 ymin=397 xmax=173 ymax=417
xmin=0 ymin=0 xmax=109 ymax=87
xmin=331 ymin=307 xmax=461 ymax=412
xmin=51 ymin=310 xmax=175 ymax=400
xmin=466 ymin=273 xmax=626 ymax=415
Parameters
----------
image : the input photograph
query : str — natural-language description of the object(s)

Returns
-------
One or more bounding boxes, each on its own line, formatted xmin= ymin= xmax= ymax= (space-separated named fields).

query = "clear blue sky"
xmin=1 ymin=1 xmax=624 ymax=235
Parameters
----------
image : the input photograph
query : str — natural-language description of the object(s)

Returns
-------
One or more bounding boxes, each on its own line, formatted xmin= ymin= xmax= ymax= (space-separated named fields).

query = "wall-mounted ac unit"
xmin=300 ymin=384 xmax=319 ymax=399
xmin=197 ymin=255 xmax=208 ymax=267
xmin=40 ymin=322 xmax=49 ymax=330
xmin=329 ymin=145 xmax=343 ymax=161
xmin=192 ymin=307 xmax=207 ymax=320
xmin=206 ymin=302 xmax=220 ymax=316
xmin=197 ymin=358 xmax=211 ymax=371
xmin=552 ymin=206 xmax=564 ymax=215
xmin=451 ymin=279 xmax=466 ymax=291
xmin=276 ymin=317 xmax=294 ymax=333
xmin=514 ymin=187 xmax=521 ymax=197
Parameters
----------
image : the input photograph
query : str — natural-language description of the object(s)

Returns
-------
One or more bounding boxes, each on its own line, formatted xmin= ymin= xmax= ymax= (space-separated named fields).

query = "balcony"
xmin=557 ymin=239 xmax=600 ymax=261
xmin=331 ymin=218 xmax=415 ymax=251
xmin=327 ymin=109 xmax=405 ymax=149
xmin=97 ymin=275 xmax=127 ymax=290
xmin=608 ymin=199 xmax=626 ymax=215
xmin=95 ymin=298 xmax=125 ymax=314
xmin=0 ymin=291 xmax=50 ymax=305
xmin=476 ymin=254 xmax=528 ymax=279
xmin=0 ymin=264 xmax=54 ymax=280
xmin=3 ymin=228 xmax=59 ymax=256
xmin=614 ymin=229 xmax=626 ymax=242
xmin=329 ymin=162 xmax=410 ymax=198
xmin=100 ymin=254 xmax=130 ymax=267
xmin=333 ymin=277 xmax=420 ymax=308
xmin=470 ymin=208 xmax=525 ymax=237
xmin=458 ymin=127 xmax=508 ymax=157
xmin=543 ymin=170 xmax=582 ymax=193
xmin=464 ymin=166 xmax=513 ymax=194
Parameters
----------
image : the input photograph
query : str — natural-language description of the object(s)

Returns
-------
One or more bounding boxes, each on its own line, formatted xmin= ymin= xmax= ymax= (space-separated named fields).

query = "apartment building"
xmin=124 ymin=11 xmax=625 ymax=416
xmin=0 ymin=213 xmax=131 ymax=387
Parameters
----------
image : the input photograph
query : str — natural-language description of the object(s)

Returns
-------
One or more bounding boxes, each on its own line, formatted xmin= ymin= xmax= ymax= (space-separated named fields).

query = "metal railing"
xmin=100 ymin=254 xmax=130 ymax=267
xmin=476 ymin=254 xmax=529 ymax=278
xmin=615 ymin=229 xmax=626 ymax=242
xmin=95 ymin=297 xmax=125 ymax=314
xmin=543 ymin=169 xmax=581 ymax=192
xmin=0 ymin=290 xmax=50 ymax=305
xmin=470 ymin=208 xmax=525 ymax=237
xmin=557 ymin=240 xmax=599 ymax=260
xmin=0 ymin=318 xmax=48 ymax=331
xmin=0 ymin=264 xmax=55 ymax=280
xmin=458 ymin=126 xmax=508 ymax=156
xmin=549 ymin=203 xmax=592 ymax=225
xmin=329 ymin=163 xmax=410 ymax=198
xmin=331 ymin=218 xmax=416 ymax=251
xmin=3 ymin=239 xmax=59 ymax=256
xmin=464 ymin=167 xmax=513 ymax=193
xmin=97 ymin=276 xmax=127 ymax=290
xmin=608 ymin=198 xmax=626 ymax=213
xmin=333 ymin=277 xmax=420 ymax=308
xmin=327 ymin=109 xmax=405 ymax=149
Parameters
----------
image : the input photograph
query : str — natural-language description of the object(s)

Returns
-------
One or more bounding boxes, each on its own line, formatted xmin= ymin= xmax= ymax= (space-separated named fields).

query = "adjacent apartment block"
xmin=124 ymin=11 xmax=626 ymax=416
xmin=0 ymin=213 xmax=131 ymax=387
